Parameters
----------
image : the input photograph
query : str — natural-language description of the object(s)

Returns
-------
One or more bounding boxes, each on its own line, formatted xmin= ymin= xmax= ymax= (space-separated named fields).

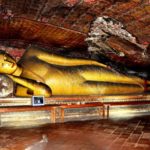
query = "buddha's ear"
xmin=3 ymin=54 xmax=7 ymax=60
xmin=0 ymin=53 xmax=7 ymax=64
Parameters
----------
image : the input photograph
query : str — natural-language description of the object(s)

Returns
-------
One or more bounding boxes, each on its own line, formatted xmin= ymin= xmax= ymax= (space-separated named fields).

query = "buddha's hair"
xmin=0 ymin=50 xmax=15 ymax=60
xmin=0 ymin=50 xmax=6 ymax=54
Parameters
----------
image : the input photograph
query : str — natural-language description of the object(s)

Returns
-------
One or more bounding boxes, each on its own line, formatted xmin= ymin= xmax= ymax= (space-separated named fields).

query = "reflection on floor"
xmin=1 ymin=114 xmax=150 ymax=150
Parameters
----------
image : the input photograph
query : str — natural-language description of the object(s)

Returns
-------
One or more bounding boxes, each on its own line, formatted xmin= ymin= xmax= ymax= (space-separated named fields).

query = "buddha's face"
xmin=0 ymin=52 xmax=17 ymax=74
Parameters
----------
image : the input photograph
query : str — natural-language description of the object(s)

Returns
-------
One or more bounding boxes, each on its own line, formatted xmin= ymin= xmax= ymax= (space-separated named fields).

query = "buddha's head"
xmin=0 ymin=51 xmax=18 ymax=74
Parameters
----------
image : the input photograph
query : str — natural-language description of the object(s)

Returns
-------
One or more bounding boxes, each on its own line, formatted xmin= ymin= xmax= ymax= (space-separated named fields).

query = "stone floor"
xmin=1 ymin=115 xmax=150 ymax=150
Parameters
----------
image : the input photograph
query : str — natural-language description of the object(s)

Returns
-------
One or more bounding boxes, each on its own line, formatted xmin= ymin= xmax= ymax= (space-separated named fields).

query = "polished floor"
xmin=1 ymin=115 xmax=150 ymax=150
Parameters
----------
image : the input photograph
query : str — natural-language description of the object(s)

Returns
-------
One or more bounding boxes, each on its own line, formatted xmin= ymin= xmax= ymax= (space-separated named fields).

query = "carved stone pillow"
xmin=0 ymin=74 xmax=14 ymax=97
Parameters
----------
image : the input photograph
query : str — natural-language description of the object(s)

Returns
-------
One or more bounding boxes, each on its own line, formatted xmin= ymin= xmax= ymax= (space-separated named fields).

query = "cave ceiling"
xmin=0 ymin=0 xmax=149 ymax=76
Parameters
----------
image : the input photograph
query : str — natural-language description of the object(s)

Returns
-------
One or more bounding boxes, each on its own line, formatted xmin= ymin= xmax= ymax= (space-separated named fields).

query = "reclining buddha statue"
xmin=0 ymin=46 xmax=150 ymax=97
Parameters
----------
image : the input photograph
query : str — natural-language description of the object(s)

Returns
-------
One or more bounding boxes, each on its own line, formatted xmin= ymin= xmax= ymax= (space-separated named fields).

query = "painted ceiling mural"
xmin=0 ymin=0 xmax=149 ymax=97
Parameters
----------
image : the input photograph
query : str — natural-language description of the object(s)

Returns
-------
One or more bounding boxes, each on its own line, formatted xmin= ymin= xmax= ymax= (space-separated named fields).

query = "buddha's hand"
xmin=7 ymin=75 xmax=52 ymax=97
xmin=0 ymin=51 xmax=18 ymax=74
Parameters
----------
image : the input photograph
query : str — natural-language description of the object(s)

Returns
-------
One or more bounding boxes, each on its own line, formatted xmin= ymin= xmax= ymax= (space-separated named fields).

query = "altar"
xmin=1 ymin=94 xmax=150 ymax=127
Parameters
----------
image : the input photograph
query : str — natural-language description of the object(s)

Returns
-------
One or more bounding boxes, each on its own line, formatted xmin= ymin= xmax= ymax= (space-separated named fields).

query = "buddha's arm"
xmin=26 ymin=47 xmax=107 ymax=68
xmin=7 ymin=75 xmax=52 ymax=97
xmin=37 ymin=54 xmax=107 ymax=67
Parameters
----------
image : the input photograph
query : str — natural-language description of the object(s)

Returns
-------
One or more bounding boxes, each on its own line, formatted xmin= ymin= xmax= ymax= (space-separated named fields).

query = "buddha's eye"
xmin=2 ymin=63 xmax=4 ymax=67
xmin=2 ymin=63 xmax=10 ymax=68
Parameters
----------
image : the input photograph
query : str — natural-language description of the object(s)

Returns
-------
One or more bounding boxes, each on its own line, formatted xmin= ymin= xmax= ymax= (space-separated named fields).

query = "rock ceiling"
xmin=0 ymin=0 xmax=149 ymax=77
